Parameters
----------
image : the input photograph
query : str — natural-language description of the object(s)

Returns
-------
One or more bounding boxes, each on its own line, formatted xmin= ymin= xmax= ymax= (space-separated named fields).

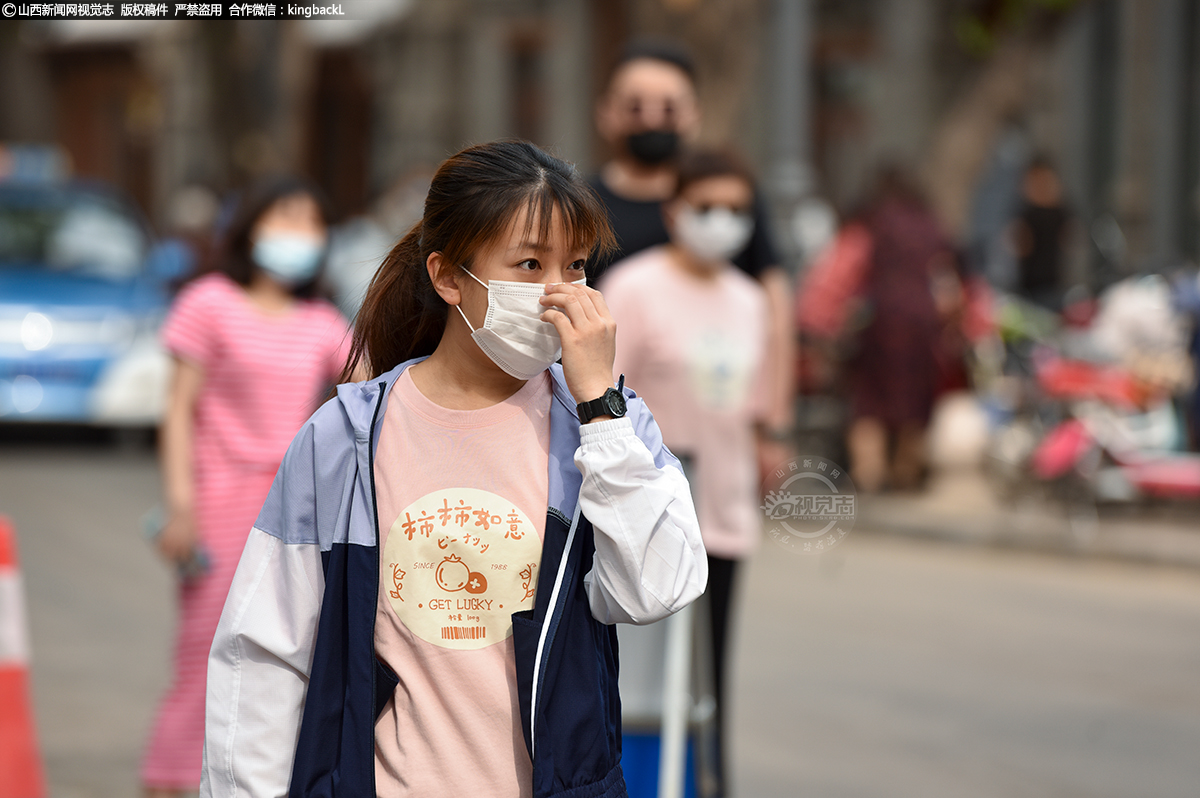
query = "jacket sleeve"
xmin=576 ymin=402 xmax=708 ymax=625
xmin=200 ymin=404 xmax=351 ymax=798
xmin=200 ymin=527 xmax=324 ymax=798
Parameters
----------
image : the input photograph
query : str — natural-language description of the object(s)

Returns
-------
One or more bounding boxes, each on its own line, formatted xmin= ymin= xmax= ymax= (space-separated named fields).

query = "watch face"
xmin=604 ymin=389 xmax=627 ymax=417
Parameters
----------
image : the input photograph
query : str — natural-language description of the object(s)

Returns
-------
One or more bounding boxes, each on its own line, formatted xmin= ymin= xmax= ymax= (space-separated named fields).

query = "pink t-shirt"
xmin=373 ymin=368 xmax=550 ymax=798
xmin=160 ymin=273 xmax=350 ymax=469
xmin=602 ymin=247 xmax=769 ymax=558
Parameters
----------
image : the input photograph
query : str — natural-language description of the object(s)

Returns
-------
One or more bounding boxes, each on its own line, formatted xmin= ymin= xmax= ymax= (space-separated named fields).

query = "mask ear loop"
xmin=454 ymin=303 xmax=477 ymax=333
xmin=455 ymin=266 xmax=490 ymax=333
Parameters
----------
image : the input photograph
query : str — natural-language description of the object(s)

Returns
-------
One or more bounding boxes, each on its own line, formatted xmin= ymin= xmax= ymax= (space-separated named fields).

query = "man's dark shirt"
xmin=587 ymin=175 xmax=780 ymax=284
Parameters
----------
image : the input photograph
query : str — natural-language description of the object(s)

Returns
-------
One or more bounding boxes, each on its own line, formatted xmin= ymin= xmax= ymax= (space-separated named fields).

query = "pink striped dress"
xmin=141 ymin=273 xmax=351 ymax=790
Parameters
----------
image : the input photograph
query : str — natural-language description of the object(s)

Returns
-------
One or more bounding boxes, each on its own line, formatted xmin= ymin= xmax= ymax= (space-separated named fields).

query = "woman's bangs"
xmin=519 ymin=182 xmax=615 ymax=258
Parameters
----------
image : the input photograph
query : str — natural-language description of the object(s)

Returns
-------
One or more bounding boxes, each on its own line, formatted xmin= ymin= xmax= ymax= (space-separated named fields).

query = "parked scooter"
xmin=983 ymin=277 xmax=1198 ymax=534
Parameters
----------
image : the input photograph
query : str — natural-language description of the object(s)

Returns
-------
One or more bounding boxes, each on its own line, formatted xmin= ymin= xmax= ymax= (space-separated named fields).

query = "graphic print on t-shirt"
xmin=383 ymin=486 xmax=542 ymax=650
xmin=685 ymin=327 xmax=757 ymax=411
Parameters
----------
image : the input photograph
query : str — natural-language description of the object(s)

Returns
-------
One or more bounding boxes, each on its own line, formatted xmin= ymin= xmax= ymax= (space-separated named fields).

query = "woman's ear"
xmin=427 ymin=252 xmax=462 ymax=306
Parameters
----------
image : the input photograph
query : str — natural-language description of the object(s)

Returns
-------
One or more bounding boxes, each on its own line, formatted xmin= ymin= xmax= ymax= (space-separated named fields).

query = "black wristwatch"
xmin=577 ymin=374 xmax=627 ymax=424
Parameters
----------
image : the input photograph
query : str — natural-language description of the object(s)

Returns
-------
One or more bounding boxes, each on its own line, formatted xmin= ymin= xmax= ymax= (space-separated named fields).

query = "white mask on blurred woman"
xmin=674 ymin=205 xmax=754 ymax=263
xmin=252 ymin=233 xmax=325 ymax=286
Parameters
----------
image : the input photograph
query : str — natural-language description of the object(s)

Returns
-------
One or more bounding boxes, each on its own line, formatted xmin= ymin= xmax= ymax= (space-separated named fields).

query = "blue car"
xmin=0 ymin=180 xmax=184 ymax=427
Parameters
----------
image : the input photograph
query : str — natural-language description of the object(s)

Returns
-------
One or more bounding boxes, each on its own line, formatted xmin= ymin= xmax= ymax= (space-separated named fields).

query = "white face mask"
xmin=674 ymin=205 xmax=755 ymax=263
xmin=455 ymin=268 xmax=587 ymax=380
xmin=251 ymin=233 xmax=325 ymax=286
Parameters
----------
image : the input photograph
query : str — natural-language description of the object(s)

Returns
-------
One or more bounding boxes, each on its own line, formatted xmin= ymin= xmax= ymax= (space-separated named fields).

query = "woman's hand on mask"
xmin=539 ymin=282 xmax=617 ymax=405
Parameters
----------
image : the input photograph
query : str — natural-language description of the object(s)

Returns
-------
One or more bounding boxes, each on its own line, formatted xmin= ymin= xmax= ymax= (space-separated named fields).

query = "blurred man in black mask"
xmin=589 ymin=39 xmax=780 ymax=288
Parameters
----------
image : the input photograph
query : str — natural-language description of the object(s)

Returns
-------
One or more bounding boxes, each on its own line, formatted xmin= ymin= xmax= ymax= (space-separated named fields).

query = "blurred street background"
xmin=5 ymin=0 xmax=1200 ymax=796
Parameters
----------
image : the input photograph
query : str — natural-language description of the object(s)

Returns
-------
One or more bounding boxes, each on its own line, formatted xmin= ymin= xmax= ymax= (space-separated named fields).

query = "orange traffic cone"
xmin=0 ymin=516 xmax=46 ymax=798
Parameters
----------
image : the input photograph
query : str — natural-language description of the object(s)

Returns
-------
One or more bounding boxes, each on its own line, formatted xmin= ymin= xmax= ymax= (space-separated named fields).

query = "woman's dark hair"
xmin=343 ymin=140 xmax=616 ymax=380
xmin=673 ymin=148 xmax=756 ymax=197
xmin=210 ymin=175 xmax=333 ymax=299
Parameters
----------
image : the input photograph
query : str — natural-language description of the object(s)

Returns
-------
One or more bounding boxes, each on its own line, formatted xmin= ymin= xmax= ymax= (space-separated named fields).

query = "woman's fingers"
xmin=539 ymin=305 xmax=574 ymax=337
xmin=541 ymin=282 xmax=601 ymax=322
xmin=158 ymin=533 xmax=190 ymax=563
xmin=539 ymin=292 xmax=590 ymax=328
xmin=158 ymin=512 xmax=198 ymax=564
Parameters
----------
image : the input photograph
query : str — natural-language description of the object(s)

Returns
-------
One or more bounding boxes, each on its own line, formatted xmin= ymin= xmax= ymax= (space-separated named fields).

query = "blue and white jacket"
xmin=199 ymin=359 xmax=707 ymax=798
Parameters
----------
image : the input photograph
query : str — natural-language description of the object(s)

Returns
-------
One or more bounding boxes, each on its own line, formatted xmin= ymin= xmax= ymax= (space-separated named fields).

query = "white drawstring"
xmin=529 ymin=500 xmax=582 ymax=761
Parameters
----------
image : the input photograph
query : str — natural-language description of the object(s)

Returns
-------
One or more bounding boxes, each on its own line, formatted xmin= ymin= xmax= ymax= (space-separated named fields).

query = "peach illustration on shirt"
xmin=435 ymin=555 xmax=470 ymax=591
xmin=434 ymin=555 xmax=489 ymax=595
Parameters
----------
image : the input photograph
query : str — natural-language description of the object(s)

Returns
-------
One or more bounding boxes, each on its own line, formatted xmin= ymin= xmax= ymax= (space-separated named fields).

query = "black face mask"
xmin=626 ymin=130 xmax=680 ymax=165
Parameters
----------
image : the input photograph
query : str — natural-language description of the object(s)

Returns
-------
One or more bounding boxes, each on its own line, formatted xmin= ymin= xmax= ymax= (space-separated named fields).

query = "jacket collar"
xmin=337 ymin=359 xmax=582 ymax=521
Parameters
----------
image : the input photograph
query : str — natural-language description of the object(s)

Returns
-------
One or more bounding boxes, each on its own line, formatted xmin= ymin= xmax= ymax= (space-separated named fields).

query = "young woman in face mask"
xmin=599 ymin=147 xmax=770 ymax=798
xmin=198 ymin=141 xmax=705 ymax=798
xmin=143 ymin=176 xmax=351 ymax=798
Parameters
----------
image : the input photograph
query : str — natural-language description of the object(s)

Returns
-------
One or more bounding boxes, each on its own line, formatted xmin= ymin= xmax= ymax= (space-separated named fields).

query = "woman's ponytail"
xmin=341 ymin=223 xmax=447 ymax=381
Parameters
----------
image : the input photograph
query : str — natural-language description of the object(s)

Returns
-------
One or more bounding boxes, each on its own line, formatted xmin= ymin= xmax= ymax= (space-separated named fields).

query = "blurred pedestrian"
xmin=198 ymin=141 xmax=705 ymax=798
xmin=590 ymin=38 xmax=794 ymax=458
xmin=840 ymin=167 xmax=960 ymax=493
xmin=142 ymin=176 xmax=351 ymax=798
xmin=601 ymin=148 xmax=770 ymax=797
xmin=1010 ymin=155 xmax=1071 ymax=310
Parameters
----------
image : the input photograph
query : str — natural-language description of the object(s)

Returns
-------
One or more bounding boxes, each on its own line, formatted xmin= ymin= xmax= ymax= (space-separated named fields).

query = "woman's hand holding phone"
xmin=158 ymin=507 xmax=199 ymax=564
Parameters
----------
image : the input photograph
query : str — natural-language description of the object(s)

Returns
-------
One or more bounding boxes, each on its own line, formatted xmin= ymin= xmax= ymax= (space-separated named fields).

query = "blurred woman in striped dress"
xmin=142 ymin=177 xmax=351 ymax=798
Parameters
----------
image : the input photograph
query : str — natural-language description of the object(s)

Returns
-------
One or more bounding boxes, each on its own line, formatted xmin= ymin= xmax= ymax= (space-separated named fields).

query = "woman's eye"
xmin=567 ymin=260 xmax=587 ymax=273
xmin=517 ymin=259 xmax=540 ymax=271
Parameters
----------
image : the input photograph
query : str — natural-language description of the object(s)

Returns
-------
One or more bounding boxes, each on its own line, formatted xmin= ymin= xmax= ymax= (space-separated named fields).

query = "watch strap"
xmin=577 ymin=396 xmax=607 ymax=424
xmin=577 ymin=375 xmax=626 ymax=423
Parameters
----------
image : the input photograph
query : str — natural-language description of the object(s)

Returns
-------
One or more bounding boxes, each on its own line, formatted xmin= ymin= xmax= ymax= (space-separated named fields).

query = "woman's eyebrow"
xmin=505 ymin=237 xmax=588 ymax=258
xmin=509 ymin=239 xmax=551 ymax=253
